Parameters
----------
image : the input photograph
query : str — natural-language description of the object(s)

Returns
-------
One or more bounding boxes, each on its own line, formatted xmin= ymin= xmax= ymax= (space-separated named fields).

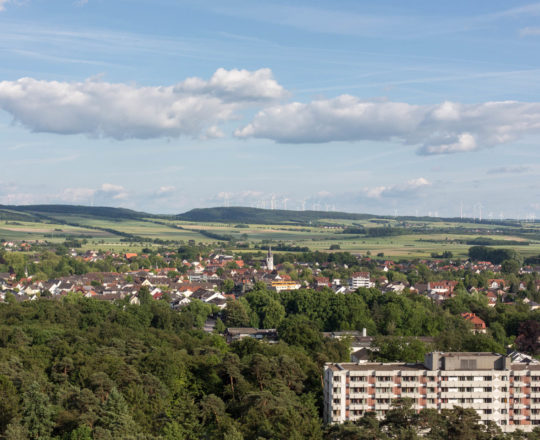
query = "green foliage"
xmin=0 ymin=297 xmax=341 ymax=439
xmin=468 ymin=246 xmax=522 ymax=265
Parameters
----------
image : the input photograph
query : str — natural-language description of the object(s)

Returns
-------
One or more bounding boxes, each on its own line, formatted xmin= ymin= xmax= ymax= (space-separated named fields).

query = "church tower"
xmin=266 ymin=247 xmax=274 ymax=271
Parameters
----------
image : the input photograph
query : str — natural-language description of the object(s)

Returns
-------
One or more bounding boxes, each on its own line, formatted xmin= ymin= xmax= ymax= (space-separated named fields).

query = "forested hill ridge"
xmin=0 ymin=204 xmax=151 ymax=221
xmin=1 ymin=204 xmax=376 ymax=224
xmin=175 ymin=206 xmax=375 ymax=224
xmin=0 ymin=204 xmax=527 ymax=227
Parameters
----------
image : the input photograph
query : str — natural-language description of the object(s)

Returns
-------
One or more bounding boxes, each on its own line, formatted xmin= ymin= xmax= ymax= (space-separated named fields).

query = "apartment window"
xmin=351 ymin=376 xmax=367 ymax=382
xmin=484 ymin=376 xmax=492 ymax=381
xmin=515 ymin=409 xmax=522 ymax=415
xmin=501 ymin=409 xmax=508 ymax=414
xmin=377 ymin=376 xmax=393 ymax=382
xmin=484 ymin=409 xmax=492 ymax=414
xmin=514 ymin=387 xmax=521 ymax=393
xmin=502 ymin=387 xmax=508 ymax=392
xmin=484 ymin=387 xmax=492 ymax=392
xmin=333 ymin=410 xmax=341 ymax=416
xmin=532 ymin=376 xmax=540 ymax=381
xmin=333 ymin=399 xmax=340 ymax=404
xmin=402 ymin=376 xmax=417 ymax=382
xmin=334 ymin=376 xmax=341 ymax=382
xmin=333 ymin=387 xmax=341 ymax=393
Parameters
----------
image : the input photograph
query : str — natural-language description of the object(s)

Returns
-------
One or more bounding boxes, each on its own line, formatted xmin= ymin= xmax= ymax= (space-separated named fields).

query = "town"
xmin=3 ymin=234 xmax=540 ymax=436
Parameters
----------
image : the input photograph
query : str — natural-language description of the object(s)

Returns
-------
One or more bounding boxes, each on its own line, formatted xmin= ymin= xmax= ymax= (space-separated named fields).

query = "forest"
xmin=2 ymin=283 xmax=540 ymax=439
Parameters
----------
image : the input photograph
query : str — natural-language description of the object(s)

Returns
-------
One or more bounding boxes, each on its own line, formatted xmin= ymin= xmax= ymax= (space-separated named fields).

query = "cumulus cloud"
xmin=364 ymin=177 xmax=431 ymax=198
xmin=235 ymin=97 xmax=540 ymax=155
xmin=0 ymin=68 xmax=285 ymax=140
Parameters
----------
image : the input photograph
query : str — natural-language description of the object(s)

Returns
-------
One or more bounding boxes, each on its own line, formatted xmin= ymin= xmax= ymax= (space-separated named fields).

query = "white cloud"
xmin=0 ymin=0 xmax=9 ymax=12
xmin=60 ymin=187 xmax=96 ymax=203
xmin=98 ymin=183 xmax=127 ymax=200
xmin=0 ymin=68 xmax=285 ymax=140
xmin=236 ymin=97 xmax=540 ymax=155
xmin=155 ymin=186 xmax=175 ymax=197
xmin=365 ymin=177 xmax=431 ymax=198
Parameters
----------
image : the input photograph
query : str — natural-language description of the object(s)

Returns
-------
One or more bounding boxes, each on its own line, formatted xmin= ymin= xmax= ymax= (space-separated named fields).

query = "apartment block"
xmin=349 ymin=272 xmax=374 ymax=289
xmin=324 ymin=352 xmax=540 ymax=433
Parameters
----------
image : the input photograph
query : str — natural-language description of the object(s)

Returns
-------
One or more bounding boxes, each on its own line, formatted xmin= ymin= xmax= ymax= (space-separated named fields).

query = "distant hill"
xmin=175 ymin=206 xmax=373 ymax=224
xmin=0 ymin=204 xmax=151 ymax=220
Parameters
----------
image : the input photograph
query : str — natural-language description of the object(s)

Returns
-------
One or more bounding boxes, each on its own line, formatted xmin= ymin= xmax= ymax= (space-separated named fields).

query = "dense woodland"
xmin=2 ymin=284 xmax=540 ymax=439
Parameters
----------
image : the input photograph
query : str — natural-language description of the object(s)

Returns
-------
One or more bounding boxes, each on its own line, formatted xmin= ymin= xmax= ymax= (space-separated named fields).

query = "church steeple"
xmin=266 ymin=246 xmax=274 ymax=271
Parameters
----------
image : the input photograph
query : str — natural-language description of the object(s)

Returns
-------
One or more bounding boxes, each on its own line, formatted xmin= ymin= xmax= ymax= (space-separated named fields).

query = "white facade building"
xmin=324 ymin=352 xmax=540 ymax=433
xmin=349 ymin=272 xmax=374 ymax=289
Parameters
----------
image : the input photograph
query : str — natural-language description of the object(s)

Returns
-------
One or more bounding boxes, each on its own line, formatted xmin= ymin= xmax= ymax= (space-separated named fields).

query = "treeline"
xmin=468 ymin=246 xmax=522 ymax=264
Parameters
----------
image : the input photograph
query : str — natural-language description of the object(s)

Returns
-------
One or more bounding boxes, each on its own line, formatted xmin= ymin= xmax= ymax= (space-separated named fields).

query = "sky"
xmin=0 ymin=0 xmax=539 ymax=218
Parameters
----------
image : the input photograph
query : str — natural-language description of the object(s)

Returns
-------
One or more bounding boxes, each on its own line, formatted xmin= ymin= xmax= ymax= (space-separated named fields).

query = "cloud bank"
xmin=0 ymin=68 xmax=285 ymax=140
xmin=236 ymin=97 xmax=540 ymax=155
xmin=1 ymin=67 xmax=540 ymax=155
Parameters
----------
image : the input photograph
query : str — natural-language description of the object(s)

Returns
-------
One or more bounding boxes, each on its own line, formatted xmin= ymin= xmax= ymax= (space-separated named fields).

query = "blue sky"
xmin=0 ymin=0 xmax=539 ymax=217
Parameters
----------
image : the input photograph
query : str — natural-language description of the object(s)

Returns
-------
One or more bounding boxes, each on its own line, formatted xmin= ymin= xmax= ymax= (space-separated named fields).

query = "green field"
xmin=2 ymin=211 xmax=540 ymax=259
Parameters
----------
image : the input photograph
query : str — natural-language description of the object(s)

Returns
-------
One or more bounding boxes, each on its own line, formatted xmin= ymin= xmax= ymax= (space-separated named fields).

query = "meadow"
xmin=1 ymin=211 xmax=539 ymax=259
